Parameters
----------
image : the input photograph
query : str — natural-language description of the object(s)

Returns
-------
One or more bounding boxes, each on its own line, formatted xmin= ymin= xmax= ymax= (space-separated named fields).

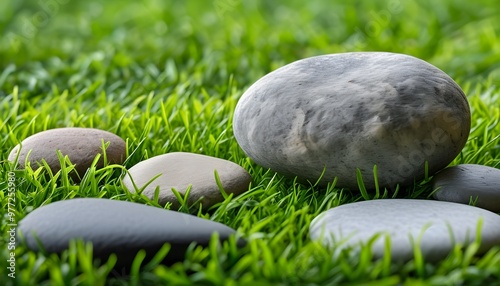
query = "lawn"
xmin=1 ymin=0 xmax=500 ymax=285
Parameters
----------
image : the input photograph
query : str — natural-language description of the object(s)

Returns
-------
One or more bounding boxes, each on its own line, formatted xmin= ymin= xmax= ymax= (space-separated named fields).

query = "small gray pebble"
xmin=432 ymin=164 xmax=500 ymax=212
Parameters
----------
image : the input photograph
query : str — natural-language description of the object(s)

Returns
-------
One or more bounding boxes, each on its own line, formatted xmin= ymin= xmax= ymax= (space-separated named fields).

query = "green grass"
xmin=1 ymin=0 xmax=500 ymax=285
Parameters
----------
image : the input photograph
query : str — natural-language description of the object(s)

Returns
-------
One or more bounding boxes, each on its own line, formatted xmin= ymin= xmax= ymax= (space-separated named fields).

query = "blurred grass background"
xmin=1 ymin=0 xmax=499 ymax=94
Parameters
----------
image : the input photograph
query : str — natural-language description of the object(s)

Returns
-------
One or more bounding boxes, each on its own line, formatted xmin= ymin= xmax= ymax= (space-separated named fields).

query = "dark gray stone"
xmin=310 ymin=199 xmax=500 ymax=262
xmin=122 ymin=152 xmax=252 ymax=209
xmin=233 ymin=52 xmax=470 ymax=189
xmin=432 ymin=164 xmax=500 ymax=212
xmin=17 ymin=198 xmax=242 ymax=272
xmin=8 ymin=128 xmax=126 ymax=180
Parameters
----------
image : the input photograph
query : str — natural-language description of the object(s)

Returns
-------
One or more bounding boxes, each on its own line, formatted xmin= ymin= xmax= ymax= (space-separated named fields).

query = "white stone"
xmin=233 ymin=52 xmax=470 ymax=189
xmin=310 ymin=199 xmax=500 ymax=261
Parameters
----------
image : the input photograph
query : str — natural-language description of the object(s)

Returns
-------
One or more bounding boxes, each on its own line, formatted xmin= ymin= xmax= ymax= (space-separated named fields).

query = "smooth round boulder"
xmin=310 ymin=199 xmax=500 ymax=262
xmin=17 ymin=198 xmax=243 ymax=272
xmin=432 ymin=164 xmax=500 ymax=212
xmin=8 ymin=128 xmax=126 ymax=180
xmin=233 ymin=52 xmax=470 ymax=189
xmin=122 ymin=152 xmax=252 ymax=209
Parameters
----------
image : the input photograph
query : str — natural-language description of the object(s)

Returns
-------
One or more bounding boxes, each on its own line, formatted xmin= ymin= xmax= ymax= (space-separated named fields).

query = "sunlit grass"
xmin=1 ymin=0 xmax=500 ymax=284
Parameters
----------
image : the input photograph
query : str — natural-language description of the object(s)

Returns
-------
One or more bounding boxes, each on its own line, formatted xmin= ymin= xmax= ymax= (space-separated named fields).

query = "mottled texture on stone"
xmin=310 ymin=199 xmax=500 ymax=262
xmin=17 ymin=198 xmax=241 ymax=271
xmin=233 ymin=52 xmax=470 ymax=189
xmin=432 ymin=164 xmax=500 ymax=212
xmin=8 ymin=128 xmax=126 ymax=180
xmin=122 ymin=152 xmax=252 ymax=209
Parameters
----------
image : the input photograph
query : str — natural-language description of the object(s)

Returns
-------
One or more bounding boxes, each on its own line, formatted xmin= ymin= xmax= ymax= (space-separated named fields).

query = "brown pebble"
xmin=122 ymin=152 xmax=252 ymax=210
xmin=8 ymin=127 xmax=126 ymax=180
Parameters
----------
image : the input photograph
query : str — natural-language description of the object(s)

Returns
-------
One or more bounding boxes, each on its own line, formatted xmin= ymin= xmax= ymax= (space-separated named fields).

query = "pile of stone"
xmin=232 ymin=52 xmax=500 ymax=261
xmin=9 ymin=127 xmax=251 ymax=272
xmin=11 ymin=52 xmax=500 ymax=272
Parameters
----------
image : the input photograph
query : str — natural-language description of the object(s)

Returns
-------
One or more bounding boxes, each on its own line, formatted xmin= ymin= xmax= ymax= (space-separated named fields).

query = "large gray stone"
xmin=432 ymin=164 xmax=500 ymax=212
xmin=310 ymin=199 xmax=500 ymax=262
xmin=233 ymin=52 xmax=470 ymax=189
xmin=122 ymin=152 xmax=252 ymax=209
xmin=8 ymin=127 xmax=126 ymax=180
xmin=17 ymin=198 xmax=242 ymax=272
